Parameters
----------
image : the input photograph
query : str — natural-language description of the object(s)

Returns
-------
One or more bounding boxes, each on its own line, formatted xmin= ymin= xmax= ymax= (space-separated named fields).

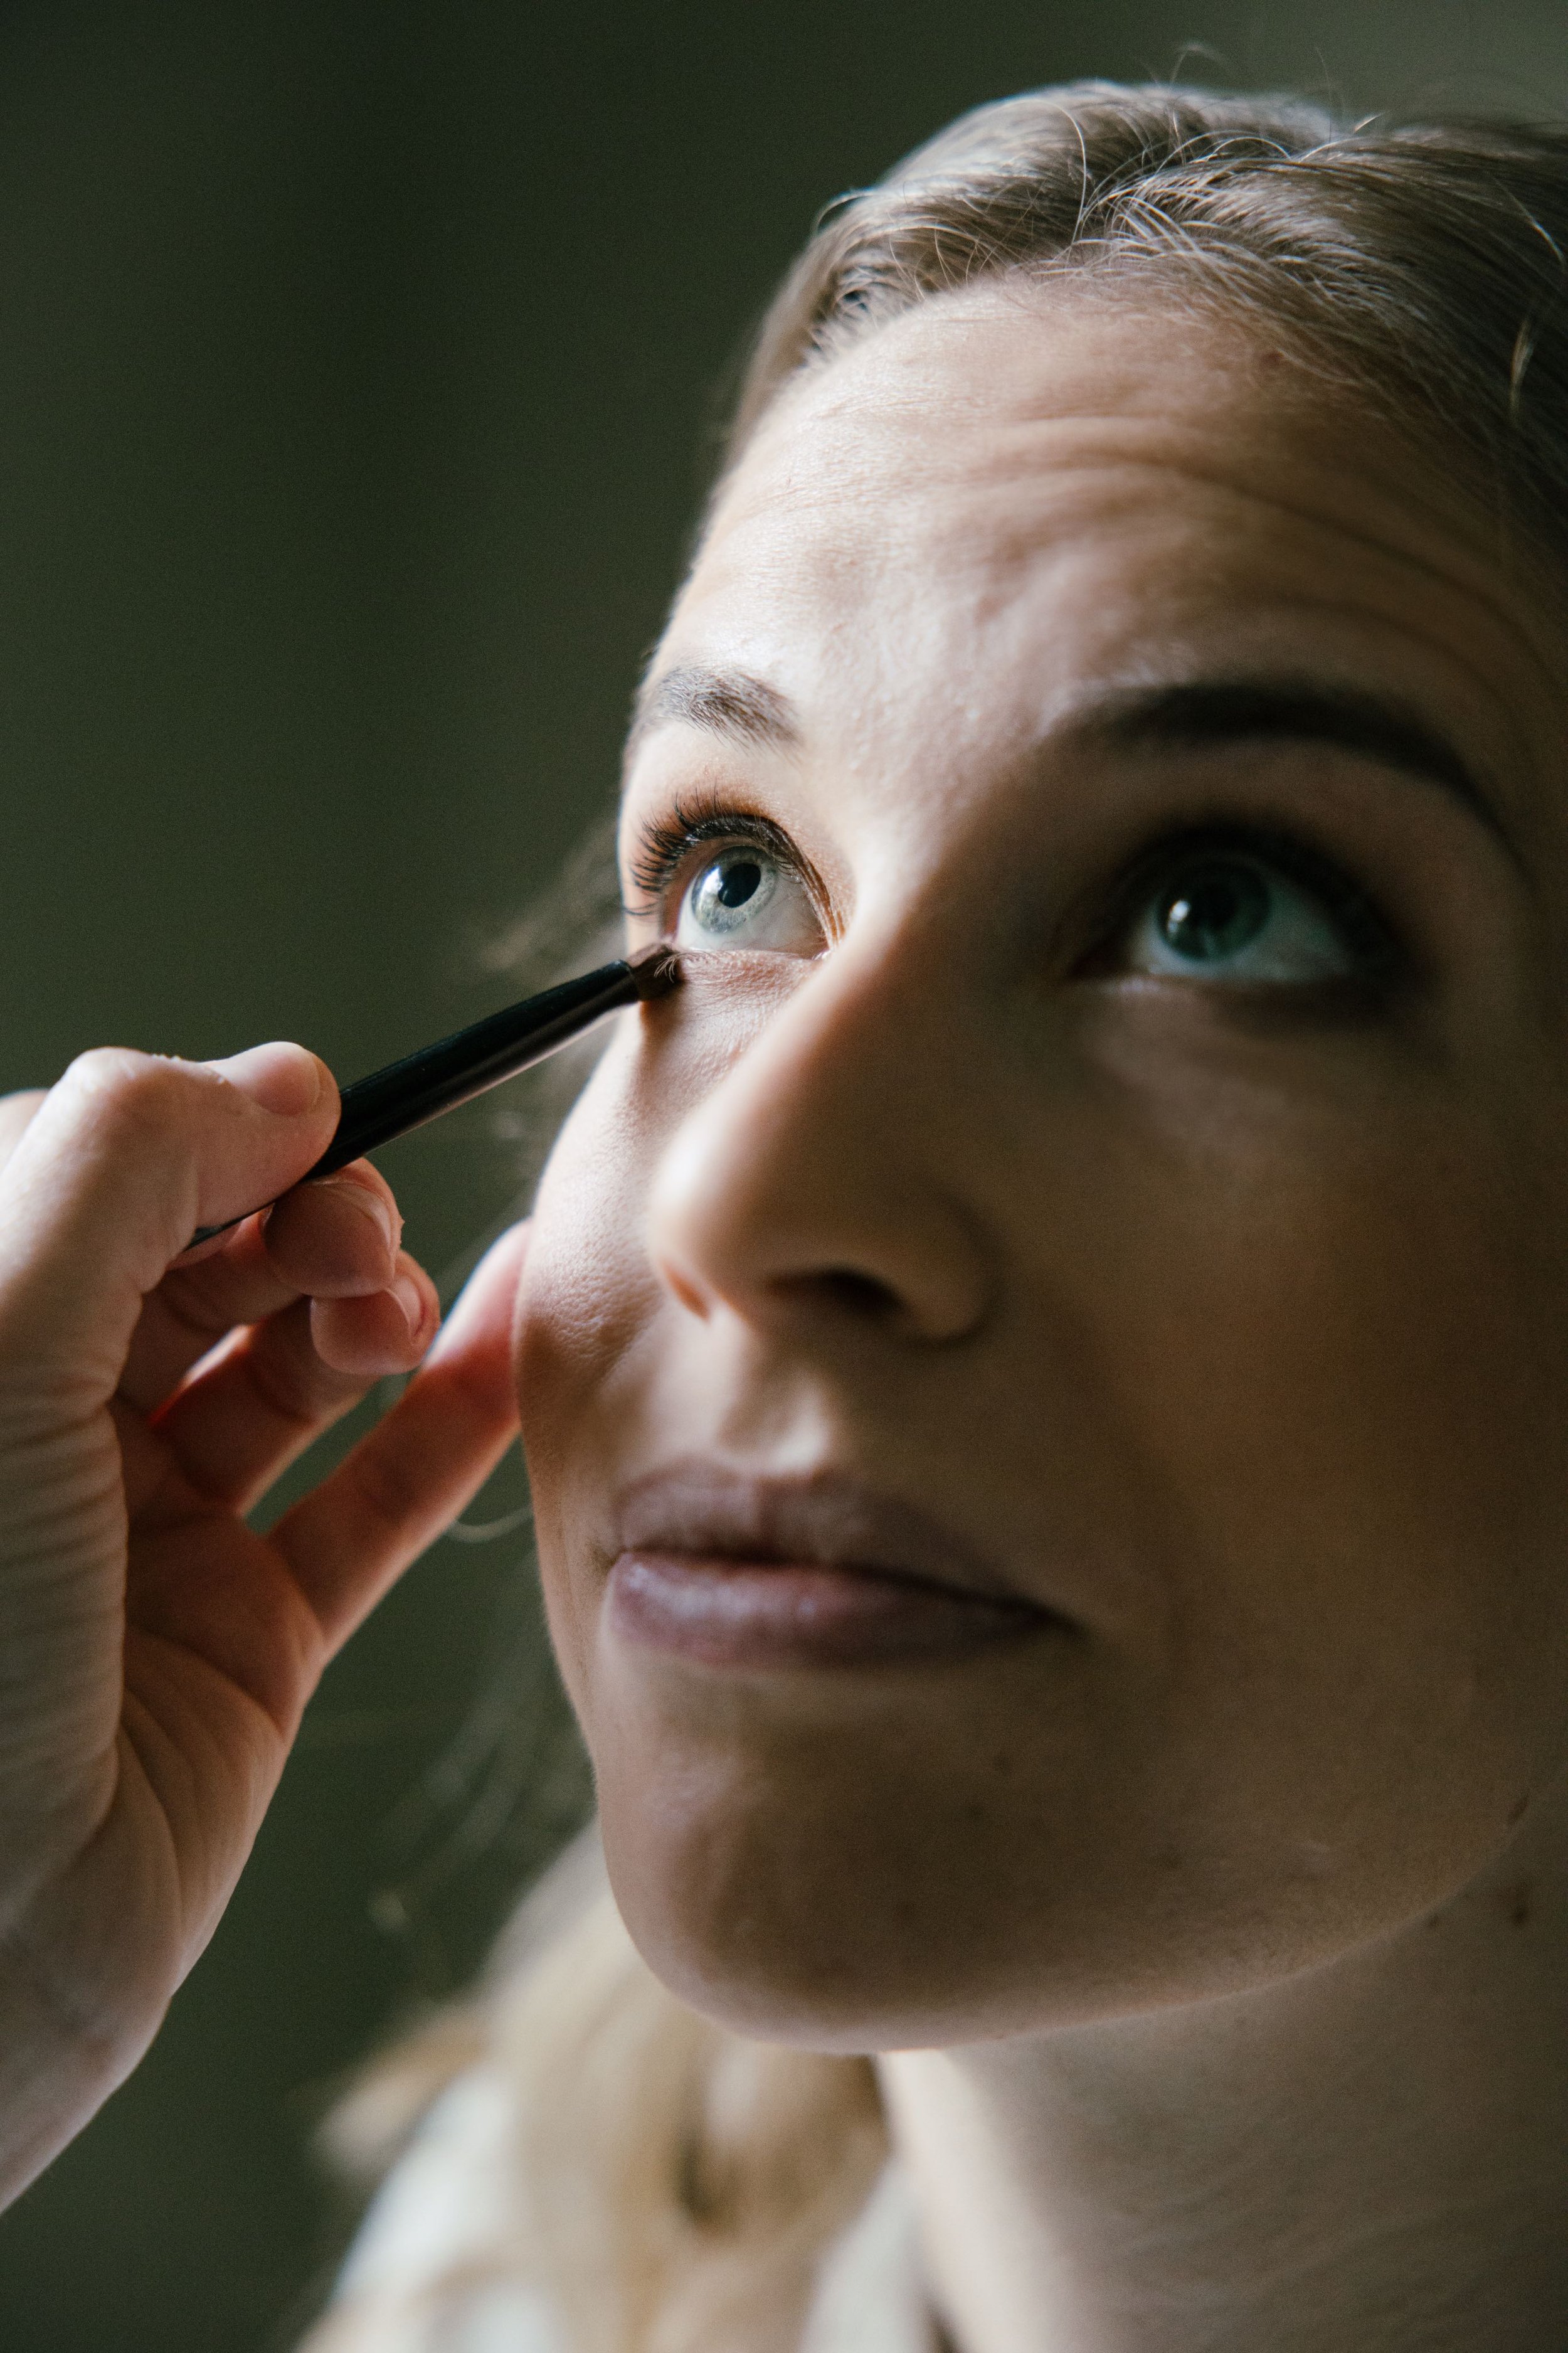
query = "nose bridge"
xmin=645 ymin=938 xmax=993 ymax=1342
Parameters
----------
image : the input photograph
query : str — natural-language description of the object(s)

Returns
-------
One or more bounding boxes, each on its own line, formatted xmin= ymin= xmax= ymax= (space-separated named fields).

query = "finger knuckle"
xmin=248 ymin=1326 xmax=359 ymax=1429
xmin=349 ymin=1442 xmax=421 ymax=1534
xmin=59 ymin=1049 xmax=193 ymax=1149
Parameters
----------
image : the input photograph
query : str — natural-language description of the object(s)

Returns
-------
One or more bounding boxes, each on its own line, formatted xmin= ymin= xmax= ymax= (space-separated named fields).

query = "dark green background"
xmin=0 ymin=3 xmax=1562 ymax=2345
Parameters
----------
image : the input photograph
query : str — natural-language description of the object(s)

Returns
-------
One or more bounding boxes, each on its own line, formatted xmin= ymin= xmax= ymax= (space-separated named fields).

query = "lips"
xmin=606 ymin=1464 xmax=1058 ymax=1669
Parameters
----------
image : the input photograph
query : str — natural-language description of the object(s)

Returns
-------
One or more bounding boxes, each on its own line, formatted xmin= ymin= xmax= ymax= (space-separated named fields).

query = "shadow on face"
xmin=516 ymin=285 xmax=1568 ymax=2049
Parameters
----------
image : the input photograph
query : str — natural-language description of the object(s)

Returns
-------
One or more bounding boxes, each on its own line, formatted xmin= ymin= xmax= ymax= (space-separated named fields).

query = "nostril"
xmin=777 ymin=1267 xmax=904 ymax=1320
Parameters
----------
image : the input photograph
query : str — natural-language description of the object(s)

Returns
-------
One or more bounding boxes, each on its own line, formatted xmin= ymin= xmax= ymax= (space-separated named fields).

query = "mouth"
xmin=606 ymin=1464 xmax=1061 ymax=1670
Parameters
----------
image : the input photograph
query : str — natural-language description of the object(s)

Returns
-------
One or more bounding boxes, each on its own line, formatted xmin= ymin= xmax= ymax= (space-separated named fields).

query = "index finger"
xmin=271 ymin=1221 xmax=528 ymax=1647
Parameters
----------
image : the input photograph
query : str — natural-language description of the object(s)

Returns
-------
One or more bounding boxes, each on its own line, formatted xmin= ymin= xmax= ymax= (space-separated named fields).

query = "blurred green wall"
xmin=0 ymin=3 xmax=1562 ymax=2345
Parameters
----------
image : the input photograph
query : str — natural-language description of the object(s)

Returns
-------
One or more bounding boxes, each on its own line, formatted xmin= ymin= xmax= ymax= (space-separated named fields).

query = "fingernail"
xmin=391 ymin=1272 xmax=427 ymax=1339
xmin=208 ymin=1042 xmax=327 ymax=1117
xmin=320 ymin=1176 xmax=398 ymax=1256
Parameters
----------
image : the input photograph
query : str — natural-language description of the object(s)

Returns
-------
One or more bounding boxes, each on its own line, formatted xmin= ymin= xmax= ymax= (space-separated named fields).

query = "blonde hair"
xmin=314 ymin=82 xmax=1568 ymax=2352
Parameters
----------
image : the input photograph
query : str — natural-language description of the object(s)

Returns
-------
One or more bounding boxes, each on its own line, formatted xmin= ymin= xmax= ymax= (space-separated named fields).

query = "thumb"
xmin=0 ymin=1092 xmax=48 ymax=1182
xmin=0 ymin=1044 xmax=340 ymax=1403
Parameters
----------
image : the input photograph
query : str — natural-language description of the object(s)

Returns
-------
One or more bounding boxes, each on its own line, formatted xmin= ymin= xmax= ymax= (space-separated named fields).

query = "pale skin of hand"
xmin=0 ymin=1038 xmax=526 ymax=2204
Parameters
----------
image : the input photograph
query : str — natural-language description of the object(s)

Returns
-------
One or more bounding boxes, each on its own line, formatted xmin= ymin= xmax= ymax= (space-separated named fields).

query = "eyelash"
xmin=625 ymin=796 xmax=812 ymax=922
xmin=625 ymin=797 xmax=1401 ymax=988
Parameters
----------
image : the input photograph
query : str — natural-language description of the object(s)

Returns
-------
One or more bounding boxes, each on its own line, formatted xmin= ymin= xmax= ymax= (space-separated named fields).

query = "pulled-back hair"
xmin=309 ymin=83 xmax=1568 ymax=2353
xmin=733 ymin=86 xmax=1568 ymax=551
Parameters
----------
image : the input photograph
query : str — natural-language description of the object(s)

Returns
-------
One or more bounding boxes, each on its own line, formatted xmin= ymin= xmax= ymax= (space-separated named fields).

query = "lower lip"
xmin=607 ymin=1549 xmax=1054 ymax=1669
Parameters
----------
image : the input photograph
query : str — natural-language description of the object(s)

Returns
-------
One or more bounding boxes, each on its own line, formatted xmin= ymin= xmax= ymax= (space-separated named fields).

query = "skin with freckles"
xmin=516 ymin=288 xmax=1568 ymax=2344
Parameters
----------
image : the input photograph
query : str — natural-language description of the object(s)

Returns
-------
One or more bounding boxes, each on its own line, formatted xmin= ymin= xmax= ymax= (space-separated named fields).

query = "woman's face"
xmin=516 ymin=286 xmax=1568 ymax=2048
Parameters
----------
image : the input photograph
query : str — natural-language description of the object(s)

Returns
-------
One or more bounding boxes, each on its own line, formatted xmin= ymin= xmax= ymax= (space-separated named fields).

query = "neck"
xmin=879 ymin=1807 xmax=1568 ymax=2353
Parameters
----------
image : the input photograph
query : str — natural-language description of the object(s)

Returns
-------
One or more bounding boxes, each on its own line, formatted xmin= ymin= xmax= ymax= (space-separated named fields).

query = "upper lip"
xmin=611 ymin=1462 xmax=1049 ymax=1612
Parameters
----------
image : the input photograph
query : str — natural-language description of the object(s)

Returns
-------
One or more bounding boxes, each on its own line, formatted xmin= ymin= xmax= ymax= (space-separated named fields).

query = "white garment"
xmin=307 ymin=2066 xmax=936 ymax=2353
xmin=798 ymin=2165 xmax=936 ymax=2353
xmin=320 ymin=2071 xmax=556 ymax=2352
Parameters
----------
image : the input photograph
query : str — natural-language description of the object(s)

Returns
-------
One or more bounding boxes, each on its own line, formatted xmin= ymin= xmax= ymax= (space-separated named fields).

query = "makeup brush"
xmin=188 ymin=941 xmax=681 ymax=1247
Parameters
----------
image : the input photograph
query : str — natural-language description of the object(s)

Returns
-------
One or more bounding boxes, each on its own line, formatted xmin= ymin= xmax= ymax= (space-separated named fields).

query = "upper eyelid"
xmin=623 ymin=802 xmax=827 ymax=918
xmin=625 ymin=799 xmax=1394 ymax=974
xmin=1098 ymin=823 xmax=1396 ymax=965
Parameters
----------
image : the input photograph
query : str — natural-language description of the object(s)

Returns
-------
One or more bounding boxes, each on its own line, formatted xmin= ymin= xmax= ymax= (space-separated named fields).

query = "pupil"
xmin=1159 ymin=863 xmax=1269 ymax=962
xmin=715 ymin=858 xmax=763 ymax=910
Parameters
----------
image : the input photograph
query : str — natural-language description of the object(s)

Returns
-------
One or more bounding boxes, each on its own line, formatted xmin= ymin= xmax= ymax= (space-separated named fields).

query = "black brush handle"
xmin=312 ymin=960 xmax=642 ymax=1174
xmin=186 ymin=944 xmax=679 ymax=1248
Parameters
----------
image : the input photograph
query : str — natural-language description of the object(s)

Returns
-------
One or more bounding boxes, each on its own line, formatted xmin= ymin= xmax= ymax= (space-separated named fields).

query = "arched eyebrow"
xmin=627 ymin=662 xmax=802 ymax=763
xmin=1076 ymin=679 xmax=1510 ymax=851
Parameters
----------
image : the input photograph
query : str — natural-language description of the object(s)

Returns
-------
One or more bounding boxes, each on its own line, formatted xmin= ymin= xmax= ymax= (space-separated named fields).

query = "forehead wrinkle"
xmin=718 ymin=419 xmax=1557 ymax=723
xmin=736 ymin=309 xmax=1564 ymax=653
xmin=789 ymin=430 xmax=1555 ymax=832
xmin=654 ymin=307 xmax=1568 ymax=866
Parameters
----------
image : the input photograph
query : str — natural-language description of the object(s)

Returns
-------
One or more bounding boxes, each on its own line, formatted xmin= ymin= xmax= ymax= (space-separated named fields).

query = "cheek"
xmin=512 ymin=976 xmax=1568 ymax=2047
xmin=626 ymin=1137 xmax=1568 ymax=2044
xmin=513 ymin=1061 xmax=665 ymax=1701
xmin=1051 ymin=1044 xmax=1568 ymax=1827
xmin=513 ymin=962 xmax=810 ymax=1706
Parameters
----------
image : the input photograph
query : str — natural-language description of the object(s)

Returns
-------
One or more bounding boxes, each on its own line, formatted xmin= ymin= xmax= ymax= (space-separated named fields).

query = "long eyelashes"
xmin=625 ymin=795 xmax=1402 ymax=999
xmin=625 ymin=795 xmax=815 ymax=921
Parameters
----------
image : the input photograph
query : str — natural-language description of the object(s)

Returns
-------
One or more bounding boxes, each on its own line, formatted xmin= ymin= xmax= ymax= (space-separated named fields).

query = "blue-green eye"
xmin=675 ymin=845 xmax=821 ymax=953
xmin=1125 ymin=851 xmax=1369 ymax=985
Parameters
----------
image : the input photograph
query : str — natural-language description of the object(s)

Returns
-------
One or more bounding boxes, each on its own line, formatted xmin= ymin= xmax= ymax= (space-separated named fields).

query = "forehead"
xmin=651 ymin=289 xmax=1566 ymax=829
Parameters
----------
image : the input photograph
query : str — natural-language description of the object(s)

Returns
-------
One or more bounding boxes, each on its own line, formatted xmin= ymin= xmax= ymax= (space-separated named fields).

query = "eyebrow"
xmin=1076 ymin=679 xmax=1508 ymax=847
xmin=627 ymin=663 xmax=1512 ymax=854
xmin=627 ymin=662 xmax=802 ymax=761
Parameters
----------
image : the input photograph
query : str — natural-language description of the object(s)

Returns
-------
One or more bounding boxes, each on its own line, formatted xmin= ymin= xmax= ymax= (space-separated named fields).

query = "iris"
xmin=1157 ymin=861 xmax=1271 ymax=965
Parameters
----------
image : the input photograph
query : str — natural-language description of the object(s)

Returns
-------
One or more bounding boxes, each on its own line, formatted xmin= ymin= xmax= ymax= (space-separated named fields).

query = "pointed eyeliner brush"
xmin=188 ymin=941 xmax=682 ymax=1248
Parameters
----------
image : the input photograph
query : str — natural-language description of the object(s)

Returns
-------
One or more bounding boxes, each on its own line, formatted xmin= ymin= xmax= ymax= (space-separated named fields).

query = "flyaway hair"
xmin=730 ymin=88 xmax=1568 ymax=560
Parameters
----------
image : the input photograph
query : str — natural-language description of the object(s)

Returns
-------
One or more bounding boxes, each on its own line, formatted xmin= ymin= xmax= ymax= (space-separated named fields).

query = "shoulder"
xmin=302 ymin=2069 xmax=936 ymax=2353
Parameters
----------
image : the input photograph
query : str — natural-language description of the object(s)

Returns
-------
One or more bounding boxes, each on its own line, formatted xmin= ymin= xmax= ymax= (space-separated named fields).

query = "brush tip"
xmin=625 ymin=940 xmax=683 ymax=1000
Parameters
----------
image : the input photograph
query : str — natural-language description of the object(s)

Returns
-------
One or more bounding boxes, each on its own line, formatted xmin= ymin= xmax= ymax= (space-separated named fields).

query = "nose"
xmin=645 ymin=952 xmax=993 ymax=1345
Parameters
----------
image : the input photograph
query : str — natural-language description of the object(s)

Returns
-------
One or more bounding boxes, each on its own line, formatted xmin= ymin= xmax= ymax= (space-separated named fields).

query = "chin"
xmin=585 ymin=1701 xmax=1522 ymax=2054
xmin=558 ymin=1549 xmax=1535 ymax=2048
xmin=587 ymin=1733 xmax=1194 ymax=2053
xmin=578 ymin=1650 xmax=1116 ymax=2048
xmin=596 ymin=1797 xmax=1030 ymax=2051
